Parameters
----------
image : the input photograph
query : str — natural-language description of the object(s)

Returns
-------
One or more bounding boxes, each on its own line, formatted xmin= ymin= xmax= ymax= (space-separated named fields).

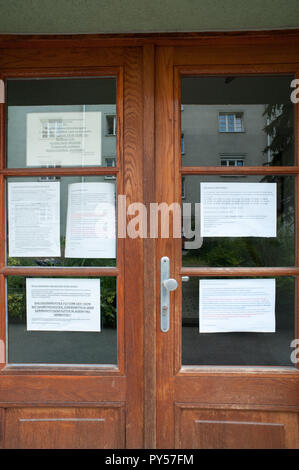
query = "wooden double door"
xmin=0 ymin=34 xmax=299 ymax=449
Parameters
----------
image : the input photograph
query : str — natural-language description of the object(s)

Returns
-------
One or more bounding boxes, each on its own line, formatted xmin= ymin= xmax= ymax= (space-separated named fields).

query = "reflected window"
xmin=106 ymin=115 xmax=117 ymax=136
xmin=220 ymin=156 xmax=244 ymax=167
xmin=181 ymin=133 xmax=185 ymax=154
xmin=105 ymin=157 xmax=116 ymax=167
xmin=182 ymin=177 xmax=185 ymax=199
xmin=219 ymin=112 xmax=244 ymax=133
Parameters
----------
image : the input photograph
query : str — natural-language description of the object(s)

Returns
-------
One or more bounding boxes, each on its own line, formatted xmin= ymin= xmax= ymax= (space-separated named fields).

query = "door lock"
xmin=160 ymin=257 xmax=178 ymax=332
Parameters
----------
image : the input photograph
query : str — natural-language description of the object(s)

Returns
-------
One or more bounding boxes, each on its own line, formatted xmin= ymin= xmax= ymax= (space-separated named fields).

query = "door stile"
xmin=142 ymin=44 xmax=157 ymax=449
xmin=123 ymin=47 xmax=144 ymax=448
xmin=0 ymin=87 xmax=5 ymax=371
xmin=295 ymin=72 xmax=299 ymax=367
xmin=155 ymin=46 xmax=176 ymax=449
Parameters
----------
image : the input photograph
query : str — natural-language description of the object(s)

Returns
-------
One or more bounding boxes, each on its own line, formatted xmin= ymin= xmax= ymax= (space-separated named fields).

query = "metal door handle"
xmin=163 ymin=278 xmax=178 ymax=291
xmin=160 ymin=256 xmax=178 ymax=332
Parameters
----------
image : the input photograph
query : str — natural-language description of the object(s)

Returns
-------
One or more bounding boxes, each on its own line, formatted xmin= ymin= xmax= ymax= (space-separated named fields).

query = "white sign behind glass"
xmin=26 ymin=278 xmax=101 ymax=332
xmin=65 ymin=182 xmax=116 ymax=259
xmin=199 ymin=279 xmax=276 ymax=333
xmin=27 ymin=111 xmax=101 ymax=167
xmin=200 ymin=182 xmax=277 ymax=237
xmin=8 ymin=181 xmax=60 ymax=257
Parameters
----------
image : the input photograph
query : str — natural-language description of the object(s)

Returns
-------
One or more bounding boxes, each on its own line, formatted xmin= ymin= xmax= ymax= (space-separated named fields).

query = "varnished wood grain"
xmin=0 ymin=401 xmax=4 ymax=448
xmin=0 ymin=103 xmax=4 ymax=171
xmin=0 ymin=48 xmax=125 ymax=71
xmin=181 ymin=166 xmax=299 ymax=175
xmin=174 ymin=375 xmax=299 ymax=406
xmin=0 ymin=375 xmax=126 ymax=404
xmin=175 ymin=407 xmax=299 ymax=449
xmin=4 ymin=406 xmax=125 ymax=449
xmin=155 ymin=46 xmax=176 ymax=449
xmin=0 ymin=29 xmax=299 ymax=49
xmin=2 ymin=167 xmax=119 ymax=176
xmin=0 ymin=275 xmax=5 ymax=368
xmin=143 ymin=44 xmax=156 ymax=449
xmin=180 ymin=267 xmax=299 ymax=277
xmin=295 ymin=77 xmax=299 ymax=371
xmin=174 ymin=42 xmax=299 ymax=66
xmin=0 ymin=267 xmax=119 ymax=277
xmin=123 ymin=47 xmax=144 ymax=449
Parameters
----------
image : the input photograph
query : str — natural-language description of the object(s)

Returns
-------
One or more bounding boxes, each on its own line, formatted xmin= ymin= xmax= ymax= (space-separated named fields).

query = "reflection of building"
xmin=182 ymin=105 xmax=268 ymax=166
xmin=180 ymin=75 xmax=293 ymax=205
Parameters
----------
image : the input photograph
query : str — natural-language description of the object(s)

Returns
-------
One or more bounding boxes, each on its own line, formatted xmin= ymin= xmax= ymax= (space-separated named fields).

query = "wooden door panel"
xmin=0 ymin=408 xmax=4 ymax=449
xmin=155 ymin=37 xmax=299 ymax=449
xmin=0 ymin=375 xmax=126 ymax=403
xmin=175 ymin=407 xmax=299 ymax=449
xmin=0 ymin=42 xmax=144 ymax=449
xmin=174 ymin=375 xmax=299 ymax=406
xmin=4 ymin=406 xmax=125 ymax=449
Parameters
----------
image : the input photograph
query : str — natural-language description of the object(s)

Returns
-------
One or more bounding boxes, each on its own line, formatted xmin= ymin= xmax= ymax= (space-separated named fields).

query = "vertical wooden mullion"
xmin=174 ymin=66 xmax=182 ymax=375
xmin=116 ymin=67 xmax=125 ymax=376
xmin=0 ymin=176 xmax=5 ymax=367
xmin=0 ymin=88 xmax=4 ymax=171
xmin=0 ymin=81 xmax=6 ymax=367
xmin=0 ymin=86 xmax=5 ymax=266
xmin=295 ymin=73 xmax=299 ymax=369
xmin=123 ymin=47 xmax=144 ymax=448
xmin=0 ymin=174 xmax=4 ymax=270
xmin=155 ymin=46 xmax=175 ymax=449
xmin=143 ymin=44 xmax=156 ymax=449
xmin=0 ymin=274 xmax=5 ymax=368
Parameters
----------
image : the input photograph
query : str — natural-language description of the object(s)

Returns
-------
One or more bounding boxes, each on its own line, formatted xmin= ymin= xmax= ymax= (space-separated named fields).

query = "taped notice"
xmin=200 ymin=182 xmax=277 ymax=237
xmin=199 ymin=279 xmax=276 ymax=333
xmin=26 ymin=278 xmax=101 ymax=332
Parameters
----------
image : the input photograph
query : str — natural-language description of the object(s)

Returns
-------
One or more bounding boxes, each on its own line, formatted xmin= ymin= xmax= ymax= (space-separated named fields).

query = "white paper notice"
xmin=27 ymin=112 xmax=101 ymax=167
xmin=200 ymin=182 xmax=277 ymax=237
xmin=26 ymin=278 xmax=101 ymax=332
xmin=199 ymin=279 xmax=276 ymax=333
xmin=65 ymin=182 xmax=116 ymax=258
xmin=8 ymin=182 xmax=60 ymax=257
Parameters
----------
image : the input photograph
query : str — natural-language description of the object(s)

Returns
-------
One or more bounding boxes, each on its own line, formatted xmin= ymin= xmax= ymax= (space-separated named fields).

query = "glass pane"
xmin=181 ymin=75 xmax=295 ymax=166
xmin=182 ymin=175 xmax=295 ymax=267
xmin=7 ymin=176 xmax=117 ymax=267
xmin=182 ymin=276 xmax=295 ymax=366
xmin=7 ymin=276 xmax=117 ymax=365
xmin=7 ymin=78 xmax=117 ymax=168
